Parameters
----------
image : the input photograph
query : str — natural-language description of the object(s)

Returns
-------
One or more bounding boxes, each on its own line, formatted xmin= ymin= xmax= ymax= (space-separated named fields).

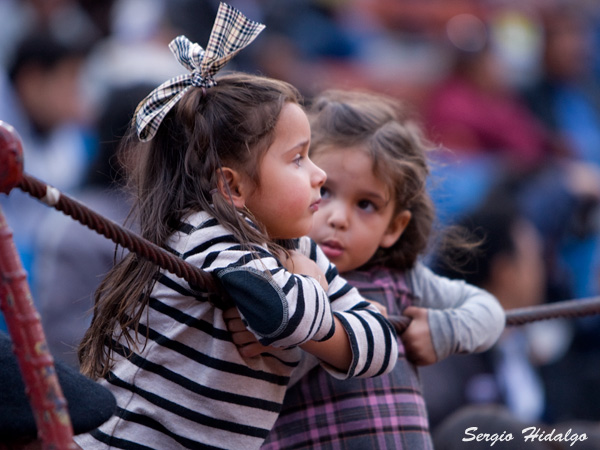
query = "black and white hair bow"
xmin=135 ymin=2 xmax=265 ymax=141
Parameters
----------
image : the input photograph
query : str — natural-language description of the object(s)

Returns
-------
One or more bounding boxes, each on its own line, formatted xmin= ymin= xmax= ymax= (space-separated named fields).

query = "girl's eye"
xmin=357 ymin=199 xmax=376 ymax=212
xmin=293 ymin=154 xmax=303 ymax=167
xmin=320 ymin=186 xmax=331 ymax=199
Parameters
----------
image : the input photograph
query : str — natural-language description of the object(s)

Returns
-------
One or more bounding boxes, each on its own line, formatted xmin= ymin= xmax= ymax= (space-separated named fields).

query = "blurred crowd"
xmin=1 ymin=0 xmax=600 ymax=443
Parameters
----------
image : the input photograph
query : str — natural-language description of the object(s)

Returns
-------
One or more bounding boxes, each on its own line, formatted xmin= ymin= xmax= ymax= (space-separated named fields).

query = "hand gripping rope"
xmin=2 ymin=120 xmax=600 ymax=448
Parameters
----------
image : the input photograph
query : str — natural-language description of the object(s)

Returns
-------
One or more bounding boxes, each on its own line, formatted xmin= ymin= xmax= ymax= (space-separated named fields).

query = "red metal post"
xmin=0 ymin=121 xmax=76 ymax=449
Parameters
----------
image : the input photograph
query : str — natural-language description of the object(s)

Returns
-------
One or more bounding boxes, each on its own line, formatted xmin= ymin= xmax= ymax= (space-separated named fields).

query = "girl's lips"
xmin=320 ymin=239 xmax=344 ymax=258
xmin=310 ymin=199 xmax=321 ymax=212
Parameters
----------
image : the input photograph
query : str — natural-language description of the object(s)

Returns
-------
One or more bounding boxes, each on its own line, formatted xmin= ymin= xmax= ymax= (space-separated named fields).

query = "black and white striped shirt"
xmin=75 ymin=211 xmax=397 ymax=449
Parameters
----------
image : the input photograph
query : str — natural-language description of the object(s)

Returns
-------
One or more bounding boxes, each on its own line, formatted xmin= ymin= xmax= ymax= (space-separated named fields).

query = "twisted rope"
xmin=504 ymin=296 xmax=600 ymax=325
xmin=388 ymin=296 xmax=600 ymax=335
xmin=18 ymin=174 xmax=222 ymax=303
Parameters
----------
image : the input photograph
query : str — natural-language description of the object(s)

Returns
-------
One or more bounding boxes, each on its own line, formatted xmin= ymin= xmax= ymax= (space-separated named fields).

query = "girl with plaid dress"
xmin=231 ymin=89 xmax=505 ymax=449
xmin=74 ymin=6 xmax=398 ymax=449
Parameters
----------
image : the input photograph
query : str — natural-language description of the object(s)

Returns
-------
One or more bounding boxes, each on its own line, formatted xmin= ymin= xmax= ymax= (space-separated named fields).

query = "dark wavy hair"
xmin=307 ymin=89 xmax=435 ymax=271
xmin=79 ymin=72 xmax=302 ymax=378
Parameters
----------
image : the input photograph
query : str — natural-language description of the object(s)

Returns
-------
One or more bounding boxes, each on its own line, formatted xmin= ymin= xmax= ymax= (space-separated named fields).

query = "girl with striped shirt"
xmin=75 ymin=5 xmax=397 ymax=450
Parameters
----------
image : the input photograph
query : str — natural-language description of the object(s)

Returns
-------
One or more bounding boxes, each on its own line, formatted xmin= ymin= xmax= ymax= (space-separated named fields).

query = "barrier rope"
xmin=17 ymin=173 xmax=600 ymax=334
xmin=388 ymin=296 xmax=600 ymax=334
xmin=18 ymin=173 xmax=222 ymax=303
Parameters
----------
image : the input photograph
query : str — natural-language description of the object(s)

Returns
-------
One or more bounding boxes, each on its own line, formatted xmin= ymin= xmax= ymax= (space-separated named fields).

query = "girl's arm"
xmin=177 ymin=213 xmax=336 ymax=350
xmin=299 ymin=238 xmax=398 ymax=379
xmin=280 ymin=250 xmax=352 ymax=371
xmin=223 ymin=238 xmax=398 ymax=378
xmin=298 ymin=316 xmax=352 ymax=371
xmin=224 ymin=307 xmax=352 ymax=372
xmin=407 ymin=262 xmax=506 ymax=362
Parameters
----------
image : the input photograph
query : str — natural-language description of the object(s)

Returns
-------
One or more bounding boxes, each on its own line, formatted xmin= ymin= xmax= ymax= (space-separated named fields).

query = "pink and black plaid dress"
xmin=263 ymin=266 xmax=434 ymax=450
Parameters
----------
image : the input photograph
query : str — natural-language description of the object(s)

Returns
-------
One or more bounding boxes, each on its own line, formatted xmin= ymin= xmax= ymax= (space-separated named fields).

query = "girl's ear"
xmin=380 ymin=210 xmax=412 ymax=249
xmin=216 ymin=167 xmax=248 ymax=209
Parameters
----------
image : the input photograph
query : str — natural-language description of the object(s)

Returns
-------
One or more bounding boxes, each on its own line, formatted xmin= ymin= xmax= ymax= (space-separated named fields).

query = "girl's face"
xmin=309 ymin=147 xmax=410 ymax=273
xmin=244 ymin=103 xmax=326 ymax=239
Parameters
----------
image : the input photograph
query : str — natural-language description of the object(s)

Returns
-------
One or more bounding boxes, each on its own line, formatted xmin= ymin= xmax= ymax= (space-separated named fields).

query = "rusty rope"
xmin=18 ymin=173 xmax=222 ymax=303
xmin=387 ymin=296 xmax=600 ymax=335
xmin=504 ymin=296 xmax=600 ymax=325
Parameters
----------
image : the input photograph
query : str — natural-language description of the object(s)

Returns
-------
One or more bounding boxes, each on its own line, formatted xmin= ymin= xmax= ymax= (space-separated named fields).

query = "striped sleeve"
xmin=181 ymin=219 xmax=335 ymax=347
xmin=297 ymin=237 xmax=398 ymax=379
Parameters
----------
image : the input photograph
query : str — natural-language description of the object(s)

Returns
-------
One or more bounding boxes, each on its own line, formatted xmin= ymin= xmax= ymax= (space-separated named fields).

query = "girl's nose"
xmin=326 ymin=203 xmax=349 ymax=231
xmin=311 ymin=161 xmax=327 ymax=188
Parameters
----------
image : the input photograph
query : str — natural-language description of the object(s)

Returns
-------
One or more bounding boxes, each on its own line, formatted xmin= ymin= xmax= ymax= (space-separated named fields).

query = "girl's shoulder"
xmin=173 ymin=210 xmax=237 ymax=236
xmin=167 ymin=211 xmax=231 ymax=249
xmin=181 ymin=210 xmax=218 ymax=229
xmin=405 ymin=261 xmax=453 ymax=295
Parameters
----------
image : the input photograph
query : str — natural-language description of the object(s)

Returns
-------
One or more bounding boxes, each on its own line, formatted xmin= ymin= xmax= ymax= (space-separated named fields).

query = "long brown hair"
xmin=79 ymin=73 xmax=302 ymax=378
xmin=307 ymin=89 xmax=435 ymax=271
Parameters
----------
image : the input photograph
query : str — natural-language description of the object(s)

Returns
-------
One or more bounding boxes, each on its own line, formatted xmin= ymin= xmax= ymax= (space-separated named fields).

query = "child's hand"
xmin=401 ymin=306 xmax=437 ymax=366
xmin=223 ymin=307 xmax=273 ymax=358
xmin=281 ymin=250 xmax=329 ymax=291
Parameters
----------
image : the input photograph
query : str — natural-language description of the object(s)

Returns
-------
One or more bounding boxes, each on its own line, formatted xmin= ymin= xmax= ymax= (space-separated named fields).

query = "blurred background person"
xmin=32 ymin=83 xmax=152 ymax=368
xmin=0 ymin=330 xmax=117 ymax=448
xmin=0 ymin=0 xmax=218 ymax=333
xmin=0 ymin=28 xmax=95 ymax=333
xmin=522 ymin=3 xmax=600 ymax=304
xmin=523 ymin=4 xmax=600 ymax=169
xmin=421 ymin=187 xmax=566 ymax=428
xmin=423 ymin=12 xmax=558 ymax=173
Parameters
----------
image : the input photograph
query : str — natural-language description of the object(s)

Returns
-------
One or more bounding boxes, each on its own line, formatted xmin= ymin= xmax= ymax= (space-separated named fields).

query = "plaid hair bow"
xmin=135 ymin=2 xmax=265 ymax=141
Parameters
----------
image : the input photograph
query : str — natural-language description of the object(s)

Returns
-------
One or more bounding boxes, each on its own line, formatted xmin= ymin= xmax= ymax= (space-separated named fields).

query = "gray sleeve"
xmin=407 ymin=262 xmax=505 ymax=361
